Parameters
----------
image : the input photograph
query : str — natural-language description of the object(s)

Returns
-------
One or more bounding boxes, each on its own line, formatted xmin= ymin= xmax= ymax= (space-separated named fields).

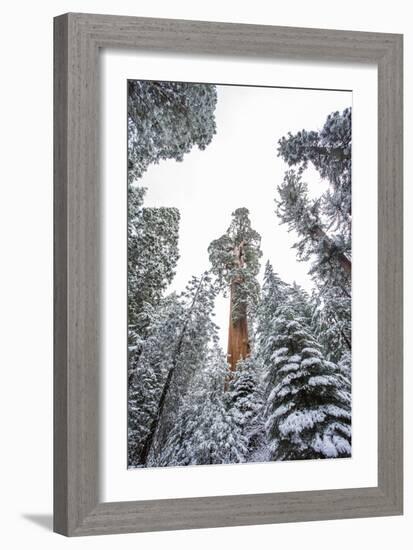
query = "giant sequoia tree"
xmin=127 ymin=88 xmax=353 ymax=467
xmin=208 ymin=208 xmax=262 ymax=373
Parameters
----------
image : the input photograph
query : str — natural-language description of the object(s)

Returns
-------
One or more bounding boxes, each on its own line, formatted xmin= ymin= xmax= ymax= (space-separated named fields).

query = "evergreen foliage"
xmin=128 ymin=294 xmax=184 ymax=466
xmin=227 ymin=357 xmax=265 ymax=458
xmin=208 ymin=207 xmax=262 ymax=321
xmin=127 ymin=79 xmax=218 ymax=466
xmin=258 ymin=276 xmax=351 ymax=460
xmin=276 ymin=170 xmax=351 ymax=289
xmin=277 ymin=107 xmax=352 ymax=233
xmin=126 ymin=92 xmax=353 ymax=468
xmin=312 ymin=286 xmax=351 ymax=363
xmin=158 ymin=347 xmax=248 ymax=466
xmin=128 ymin=185 xmax=180 ymax=333
xmin=128 ymin=80 xmax=217 ymax=182
xmin=128 ymin=273 xmax=220 ymax=467
xmin=275 ymin=108 xmax=352 ymax=362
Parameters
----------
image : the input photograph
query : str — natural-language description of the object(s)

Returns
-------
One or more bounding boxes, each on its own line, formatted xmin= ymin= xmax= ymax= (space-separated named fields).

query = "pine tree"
xmin=276 ymin=171 xmax=351 ymax=362
xmin=148 ymin=272 xmax=220 ymax=462
xmin=129 ymin=273 xmax=219 ymax=467
xmin=158 ymin=347 xmax=248 ymax=466
xmin=312 ymin=285 xmax=351 ymax=363
xmin=276 ymin=170 xmax=351 ymax=282
xmin=126 ymin=180 xmax=183 ymax=467
xmin=261 ymin=284 xmax=351 ymax=461
xmin=128 ymin=185 xmax=180 ymax=333
xmin=128 ymin=80 xmax=217 ymax=182
xmin=208 ymin=208 xmax=262 ymax=373
xmin=127 ymin=80 xmax=221 ymax=467
xmin=128 ymin=294 xmax=184 ymax=467
xmin=277 ymin=107 xmax=351 ymax=233
xmin=256 ymin=262 xmax=289 ymax=341
xmin=275 ymin=108 xmax=352 ymax=365
xmin=227 ymin=357 xmax=265 ymax=459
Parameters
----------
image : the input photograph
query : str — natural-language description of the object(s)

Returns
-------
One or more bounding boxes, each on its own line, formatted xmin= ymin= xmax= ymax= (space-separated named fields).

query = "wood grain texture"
xmin=377 ymin=32 xmax=403 ymax=507
xmin=53 ymin=14 xmax=69 ymax=536
xmin=53 ymin=13 xmax=403 ymax=536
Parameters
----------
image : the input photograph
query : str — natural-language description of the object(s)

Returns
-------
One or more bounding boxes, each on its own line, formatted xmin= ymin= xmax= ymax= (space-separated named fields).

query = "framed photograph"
xmin=54 ymin=13 xmax=403 ymax=536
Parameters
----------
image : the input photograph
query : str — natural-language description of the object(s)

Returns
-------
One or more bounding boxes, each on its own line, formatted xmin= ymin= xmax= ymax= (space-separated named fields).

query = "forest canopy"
xmin=127 ymin=81 xmax=352 ymax=467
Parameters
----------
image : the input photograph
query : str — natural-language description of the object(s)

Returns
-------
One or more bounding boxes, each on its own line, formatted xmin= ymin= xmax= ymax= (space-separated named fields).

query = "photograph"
xmin=127 ymin=79 xmax=352 ymax=468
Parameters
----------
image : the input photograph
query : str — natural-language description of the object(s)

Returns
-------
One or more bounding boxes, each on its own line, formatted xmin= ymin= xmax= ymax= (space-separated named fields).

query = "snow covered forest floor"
xmin=127 ymin=80 xmax=352 ymax=468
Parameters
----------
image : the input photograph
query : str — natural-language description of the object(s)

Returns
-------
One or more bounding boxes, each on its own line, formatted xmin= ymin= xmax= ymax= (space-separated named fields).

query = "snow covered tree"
xmin=227 ymin=357 xmax=265 ymax=459
xmin=312 ymin=285 xmax=351 ymax=363
xmin=127 ymin=185 xmax=182 ymax=467
xmin=256 ymin=262 xmax=289 ymax=342
xmin=127 ymin=80 xmax=221 ymax=467
xmin=260 ymin=284 xmax=351 ymax=461
xmin=276 ymin=109 xmax=352 ymax=364
xmin=276 ymin=170 xmax=351 ymax=282
xmin=128 ymin=185 xmax=180 ymax=335
xmin=128 ymin=80 xmax=217 ymax=182
xmin=127 ymin=80 xmax=218 ymax=334
xmin=208 ymin=208 xmax=262 ymax=373
xmin=128 ymin=294 xmax=184 ymax=467
xmin=158 ymin=346 xmax=248 ymax=466
xmin=277 ymin=107 xmax=351 ymax=233
xmin=276 ymin=170 xmax=351 ymax=362
xmin=129 ymin=272 xmax=220 ymax=467
xmin=148 ymin=272 xmax=220 ymax=461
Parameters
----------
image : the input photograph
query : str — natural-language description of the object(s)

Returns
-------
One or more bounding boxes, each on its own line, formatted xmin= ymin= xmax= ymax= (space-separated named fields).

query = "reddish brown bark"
xmin=227 ymin=283 xmax=250 ymax=373
xmin=225 ymin=241 xmax=250 ymax=389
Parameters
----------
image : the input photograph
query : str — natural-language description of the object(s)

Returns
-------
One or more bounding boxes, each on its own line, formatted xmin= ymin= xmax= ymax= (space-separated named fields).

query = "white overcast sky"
xmin=138 ymin=84 xmax=351 ymax=349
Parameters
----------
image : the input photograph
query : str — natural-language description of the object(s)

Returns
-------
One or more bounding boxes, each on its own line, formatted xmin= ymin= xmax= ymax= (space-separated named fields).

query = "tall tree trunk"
xmin=227 ymin=282 xmax=250 ymax=373
xmin=225 ymin=241 xmax=250 ymax=384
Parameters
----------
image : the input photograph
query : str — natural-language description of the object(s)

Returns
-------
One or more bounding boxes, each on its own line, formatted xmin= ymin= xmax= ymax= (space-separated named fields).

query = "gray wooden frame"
xmin=54 ymin=12 xmax=403 ymax=537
